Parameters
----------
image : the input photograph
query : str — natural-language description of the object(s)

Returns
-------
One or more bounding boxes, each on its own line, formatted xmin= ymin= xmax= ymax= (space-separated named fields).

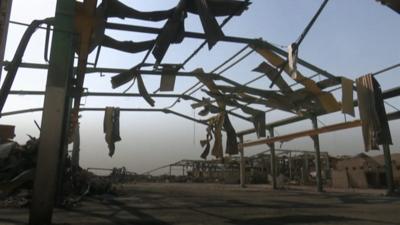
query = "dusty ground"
xmin=0 ymin=183 xmax=399 ymax=225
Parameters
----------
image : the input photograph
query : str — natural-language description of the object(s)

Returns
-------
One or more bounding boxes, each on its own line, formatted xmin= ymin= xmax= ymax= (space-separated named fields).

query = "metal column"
xmin=239 ymin=135 xmax=246 ymax=188
xmin=289 ymin=152 xmax=292 ymax=181
xmin=71 ymin=123 xmax=80 ymax=171
xmin=29 ymin=0 xmax=75 ymax=224
xmin=311 ymin=116 xmax=323 ymax=192
xmin=268 ymin=127 xmax=277 ymax=190
xmin=0 ymin=0 xmax=13 ymax=80
xmin=383 ymin=144 xmax=395 ymax=194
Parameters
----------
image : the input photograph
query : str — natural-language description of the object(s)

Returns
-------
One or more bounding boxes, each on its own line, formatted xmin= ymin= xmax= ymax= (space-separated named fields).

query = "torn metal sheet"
xmin=137 ymin=73 xmax=155 ymax=106
xmin=153 ymin=0 xmax=250 ymax=63
xmin=101 ymin=36 xmax=155 ymax=54
xmin=341 ymin=77 xmax=355 ymax=116
xmin=111 ymin=64 xmax=155 ymax=106
xmin=187 ymin=0 xmax=250 ymax=16
xmin=111 ymin=66 xmax=140 ymax=88
xmin=241 ymin=107 xmax=266 ymax=138
xmin=210 ymin=113 xmax=224 ymax=158
xmin=159 ymin=64 xmax=179 ymax=92
xmin=152 ymin=0 xmax=187 ymax=64
xmin=233 ymin=92 xmax=295 ymax=113
xmin=223 ymin=113 xmax=238 ymax=155
xmin=216 ymin=85 xmax=295 ymax=113
xmin=191 ymin=97 xmax=212 ymax=109
xmin=253 ymin=62 xmax=293 ymax=93
xmin=356 ymin=74 xmax=392 ymax=151
xmin=191 ymin=97 xmax=219 ymax=116
xmin=288 ymin=43 xmax=298 ymax=79
xmin=251 ymin=43 xmax=341 ymax=113
xmin=201 ymin=88 xmax=266 ymax=138
xmin=104 ymin=0 xmax=175 ymax=21
xmin=200 ymin=126 xmax=213 ymax=159
xmin=194 ymin=0 xmax=225 ymax=49
xmin=103 ymin=107 xmax=122 ymax=157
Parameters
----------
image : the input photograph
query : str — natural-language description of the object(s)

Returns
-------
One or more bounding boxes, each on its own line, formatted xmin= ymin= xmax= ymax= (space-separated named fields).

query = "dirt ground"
xmin=0 ymin=183 xmax=399 ymax=225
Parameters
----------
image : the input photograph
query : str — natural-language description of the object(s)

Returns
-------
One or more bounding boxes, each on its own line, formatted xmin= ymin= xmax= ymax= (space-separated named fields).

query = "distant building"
xmin=373 ymin=153 xmax=400 ymax=186
xmin=331 ymin=153 xmax=400 ymax=189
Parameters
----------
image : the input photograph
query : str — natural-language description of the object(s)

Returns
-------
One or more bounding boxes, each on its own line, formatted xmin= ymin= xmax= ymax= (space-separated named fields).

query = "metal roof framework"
xmin=0 ymin=1 xmax=399 ymax=224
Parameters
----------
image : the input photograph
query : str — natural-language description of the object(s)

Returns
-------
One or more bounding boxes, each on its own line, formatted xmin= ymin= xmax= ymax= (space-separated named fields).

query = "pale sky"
xmin=1 ymin=0 xmax=400 ymax=174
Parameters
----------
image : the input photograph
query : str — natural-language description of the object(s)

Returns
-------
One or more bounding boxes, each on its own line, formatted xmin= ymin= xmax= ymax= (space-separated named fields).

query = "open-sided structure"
xmin=0 ymin=0 xmax=399 ymax=224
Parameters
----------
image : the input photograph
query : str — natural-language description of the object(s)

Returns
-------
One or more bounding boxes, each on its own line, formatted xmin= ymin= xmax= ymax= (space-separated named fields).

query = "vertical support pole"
xmin=303 ymin=154 xmax=309 ymax=184
xmin=71 ymin=123 xmax=80 ymax=172
xmin=325 ymin=153 xmax=331 ymax=179
xmin=239 ymin=135 xmax=246 ymax=188
xmin=289 ymin=152 xmax=292 ymax=181
xmin=326 ymin=153 xmax=330 ymax=170
xmin=0 ymin=0 xmax=13 ymax=80
xmin=268 ymin=127 xmax=277 ymax=190
xmin=29 ymin=1 xmax=75 ymax=224
xmin=311 ymin=116 xmax=323 ymax=192
xmin=383 ymin=144 xmax=395 ymax=194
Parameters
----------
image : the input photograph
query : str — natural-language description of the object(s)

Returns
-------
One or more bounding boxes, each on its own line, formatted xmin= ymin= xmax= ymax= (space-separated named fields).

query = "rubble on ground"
xmin=0 ymin=137 xmax=115 ymax=208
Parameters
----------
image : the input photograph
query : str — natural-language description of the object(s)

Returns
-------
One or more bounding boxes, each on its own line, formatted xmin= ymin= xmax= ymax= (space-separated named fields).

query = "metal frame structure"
xmin=0 ymin=0 xmax=13 ymax=80
xmin=0 ymin=1 xmax=399 ymax=224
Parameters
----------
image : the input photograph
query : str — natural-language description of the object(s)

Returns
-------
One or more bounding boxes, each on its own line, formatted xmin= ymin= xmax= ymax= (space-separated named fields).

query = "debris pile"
xmin=0 ymin=137 xmax=114 ymax=208
xmin=0 ymin=137 xmax=38 ymax=199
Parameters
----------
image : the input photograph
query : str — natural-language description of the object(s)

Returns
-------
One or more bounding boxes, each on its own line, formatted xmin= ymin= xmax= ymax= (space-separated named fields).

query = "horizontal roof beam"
xmin=7 ymin=89 xmax=251 ymax=122
xmin=237 ymin=85 xmax=400 ymax=136
xmin=8 ymin=90 xmax=196 ymax=100
xmin=0 ymin=107 xmax=208 ymax=126
xmin=242 ymin=109 xmax=400 ymax=148
xmin=105 ymin=22 xmax=340 ymax=81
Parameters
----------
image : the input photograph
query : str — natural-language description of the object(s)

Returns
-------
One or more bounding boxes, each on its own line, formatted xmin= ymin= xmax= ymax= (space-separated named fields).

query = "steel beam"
xmin=383 ymin=144 xmax=395 ymax=194
xmin=311 ymin=116 xmax=323 ymax=192
xmin=239 ymin=135 xmax=246 ymax=188
xmin=268 ymin=127 xmax=277 ymax=190
xmin=8 ymin=90 xmax=196 ymax=99
xmin=242 ymin=120 xmax=361 ymax=148
xmin=5 ymin=89 xmax=251 ymax=122
xmin=242 ymin=109 xmax=400 ymax=148
xmin=237 ymin=86 xmax=400 ymax=136
xmin=0 ymin=0 xmax=13 ymax=80
xmin=29 ymin=0 xmax=75 ymax=224
xmin=105 ymin=23 xmax=340 ymax=81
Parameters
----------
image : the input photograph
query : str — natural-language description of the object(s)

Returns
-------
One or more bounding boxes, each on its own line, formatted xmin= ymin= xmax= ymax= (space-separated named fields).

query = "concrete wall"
xmin=331 ymin=170 xmax=349 ymax=188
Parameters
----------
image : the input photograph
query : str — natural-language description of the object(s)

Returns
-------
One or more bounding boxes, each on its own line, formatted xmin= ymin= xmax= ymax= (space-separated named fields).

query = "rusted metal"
xmin=0 ymin=0 xmax=13 ymax=80
xmin=268 ymin=127 xmax=277 ymax=190
xmin=242 ymin=120 xmax=362 ymax=148
xmin=29 ymin=0 xmax=75 ymax=224
xmin=311 ymin=116 xmax=323 ymax=192
xmin=237 ymin=85 xmax=400 ymax=136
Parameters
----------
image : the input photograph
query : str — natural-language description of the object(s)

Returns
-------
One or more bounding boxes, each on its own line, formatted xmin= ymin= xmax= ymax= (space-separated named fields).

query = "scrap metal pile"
xmin=0 ymin=136 xmax=114 ymax=208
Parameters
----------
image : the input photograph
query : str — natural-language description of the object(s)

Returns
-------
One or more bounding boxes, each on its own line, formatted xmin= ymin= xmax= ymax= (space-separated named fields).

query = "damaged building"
xmin=0 ymin=0 xmax=399 ymax=225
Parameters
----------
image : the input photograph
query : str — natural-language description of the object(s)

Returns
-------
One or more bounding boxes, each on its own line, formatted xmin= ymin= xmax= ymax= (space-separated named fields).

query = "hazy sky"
xmin=1 ymin=0 xmax=400 ymax=174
